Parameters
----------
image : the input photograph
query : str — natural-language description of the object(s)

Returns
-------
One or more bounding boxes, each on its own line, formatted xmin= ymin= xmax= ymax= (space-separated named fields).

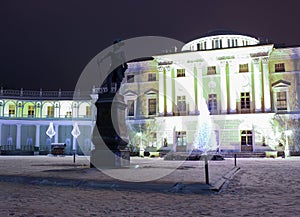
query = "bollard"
xmin=73 ymin=153 xmax=76 ymax=163
xmin=234 ymin=154 xmax=237 ymax=167
xmin=204 ymin=155 xmax=209 ymax=185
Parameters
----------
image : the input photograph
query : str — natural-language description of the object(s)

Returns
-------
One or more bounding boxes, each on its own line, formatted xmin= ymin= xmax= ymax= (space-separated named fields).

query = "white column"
xmin=220 ymin=61 xmax=227 ymax=113
xmin=197 ymin=64 xmax=203 ymax=111
xmin=35 ymin=124 xmax=40 ymax=148
xmin=54 ymin=124 xmax=59 ymax=143
xmin=0 ymin=123 xmax=2 ymax=146
xmin=165 ymin=66 xmax=173 ymax=115
xmin=158 ymin=66 xmax=165 ymax=115
xmin=229 ymin=61 xmax=236 ymax=113
xmin=262 ymin=57 xmax=271 ymax=111
xmin=16 ymin=124 xmax=21 ymax=150
xmin=253 ymin=58 xmax=262 ymax=112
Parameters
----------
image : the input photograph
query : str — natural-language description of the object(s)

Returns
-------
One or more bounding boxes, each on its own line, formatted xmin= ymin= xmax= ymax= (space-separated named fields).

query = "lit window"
xmin=47 ymin=106 xmax=54 ymax=117
xmin=127 ymin=75 xmax=134 ymax=83
xmin=9 ymin=105 xmax=15 ymax=116
xmin=207 ymin=66 xmax=216 ymax=75
xmin=177 ymin=69 xmax=185 ymax=77
xmin=28 ymin=105 xmax=34 ymax=117
xmin=148 ymin=99 xmax=156 ymax=115
xmin=66 ymin=111 xmax=72 ymax=118
xmin=208 ymin=94 xmax=218 ymax=114
xmin=241 ymin=92 xmax=250 ymax=109
xmin=86 ymin=106 xmax=91 ymax=117
xmin=241 ymin=130 xmax=253 ymax=146
xmin=276 ymin=92 xmax=287 ymax=111
xmin=127 ymin=100 xmax=134 ymax=116
xmin=176 ymin=131 xmax=187 ymax=147
xmin=148 ymin=73 xmax=156 ymax=81
xmin=239 ymin=64 xmax=249 ymax=73
xmin=275 ymin=63 xmax=285 ymax=72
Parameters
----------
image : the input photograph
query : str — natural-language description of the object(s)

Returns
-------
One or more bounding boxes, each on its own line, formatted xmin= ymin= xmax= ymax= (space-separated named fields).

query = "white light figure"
xmin=71 ymin=122 xmax=81 ymax=153
xmin=193 ymin=98 xmax=217 ymax=155
xmin=46 ymin=122 xmax=56 ymax=141
xmin=46 ymin=122 xmax=56 ymax=154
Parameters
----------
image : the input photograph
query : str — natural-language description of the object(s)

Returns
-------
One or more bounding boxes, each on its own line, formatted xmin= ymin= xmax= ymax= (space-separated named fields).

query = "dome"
xmin=182 ymin=29 xmax=260 ymax=51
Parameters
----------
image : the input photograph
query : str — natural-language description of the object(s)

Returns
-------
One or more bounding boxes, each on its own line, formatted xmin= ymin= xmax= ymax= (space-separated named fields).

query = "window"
xmin=215 ymin=40 xmax=219 ymax=49
xmin=232 ymin=39 xmax=235 ymax=47
xmin=177 ymin=96 xmax=186 ymax=113
xmin=177 ymin=69 xmax=185 ymax=77
xmin=276 ymin=92 xmax=287 ymax=110
xmin=241 ymin=130 xmax=253 ymax=146
xmin=148 ymin=73 xmax=156 ymax=81
xmin=148 ymin=98 xmax=156 ymax=115
xmin=275 ymin=63 xmax=285 ymax=72
xmin=127 ymin=75 xmax=134 ymax=83
xmin=86 ymin=106 xmax=91 ymax=117
xmin=127 ymin=100 xmax=135 ymax=116
xmin=207 ymin=66 xmax=216 ymax=75
xmin=208 ymin=94 xmax=218 ymax=114
xmin=241 ymin=92 xmax=250 ymax=109
xmin=66 ymin=111 xmax=72 ymax=118
xmin=47 ymin=106 xmax=54 ymax=117
xmin=9 ymin=105 xmax=15 ymax=116
xmin=227 ymin=39 xmax=231 ymax=47
xmin=239 ymin=64 xmax=249 ymax=73
xmin=176 ymin=131 xmax=187 ymax=146
xmin=197 ymin=43 xmax=200 ymax=51
xmin=28 ymin=105 xmax=34 ymax=117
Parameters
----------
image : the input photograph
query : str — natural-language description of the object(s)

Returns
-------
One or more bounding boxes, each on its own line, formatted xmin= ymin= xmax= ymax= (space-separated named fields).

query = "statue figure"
xmin=98 ymin=39 xmax=128 ymax=93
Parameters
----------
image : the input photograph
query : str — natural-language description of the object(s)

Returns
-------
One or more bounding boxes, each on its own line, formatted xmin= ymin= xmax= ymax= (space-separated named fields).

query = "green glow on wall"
xmin=194 ymin=65 xmax=198 ymax=112
xmin=171 ymin=68 xmax=175 ymax=113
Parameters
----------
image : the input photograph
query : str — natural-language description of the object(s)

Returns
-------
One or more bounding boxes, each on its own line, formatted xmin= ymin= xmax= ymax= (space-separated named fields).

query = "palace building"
xmin=119 ymin=29 xmax=300 ymax=155
xmin=1 ymin=29 xmax=300 ymax=155
xmin=0 ymin=88 xmax=94 ymax=155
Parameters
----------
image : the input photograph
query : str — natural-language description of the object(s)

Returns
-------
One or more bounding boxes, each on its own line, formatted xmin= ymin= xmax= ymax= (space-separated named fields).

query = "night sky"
xmin=1 ymin=0 xmax=300 ymax=90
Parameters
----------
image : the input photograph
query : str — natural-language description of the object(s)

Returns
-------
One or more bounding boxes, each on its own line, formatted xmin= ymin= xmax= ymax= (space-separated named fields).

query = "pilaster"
xmin=262 ymin=57 xmax=271 ymax=111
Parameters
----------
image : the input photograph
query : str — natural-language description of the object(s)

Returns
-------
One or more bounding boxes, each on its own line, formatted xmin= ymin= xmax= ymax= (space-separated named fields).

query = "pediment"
xmin=272 ymin=80 xmax=291 ymax=88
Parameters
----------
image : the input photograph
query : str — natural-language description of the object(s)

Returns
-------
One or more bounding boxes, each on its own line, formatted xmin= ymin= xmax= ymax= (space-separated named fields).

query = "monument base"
xmin=90 ymin=149 xmax=130 ymax=168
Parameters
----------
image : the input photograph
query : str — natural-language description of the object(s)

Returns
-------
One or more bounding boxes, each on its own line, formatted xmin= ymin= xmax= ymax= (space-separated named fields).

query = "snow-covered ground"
xmin=0 ymin=156 xmax=299 ymax=216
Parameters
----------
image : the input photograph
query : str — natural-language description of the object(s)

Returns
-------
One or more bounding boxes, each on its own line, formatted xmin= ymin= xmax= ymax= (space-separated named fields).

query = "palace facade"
xmin=0 ymin=89 xmax=94 ymax=154
xmin=1 ymin=30 xmax=300 ymax=155
xmin=119 ymin=30 xmax=300 ymax=155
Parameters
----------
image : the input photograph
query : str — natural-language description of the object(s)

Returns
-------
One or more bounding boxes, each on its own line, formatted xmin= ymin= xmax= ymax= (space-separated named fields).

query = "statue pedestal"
xmin=91 ymin=93 xmax=130 ymax=168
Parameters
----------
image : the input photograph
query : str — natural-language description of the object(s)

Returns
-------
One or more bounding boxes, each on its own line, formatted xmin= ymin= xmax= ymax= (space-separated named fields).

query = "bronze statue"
xmin=98 ymin=39 xmax=128 ymax=93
